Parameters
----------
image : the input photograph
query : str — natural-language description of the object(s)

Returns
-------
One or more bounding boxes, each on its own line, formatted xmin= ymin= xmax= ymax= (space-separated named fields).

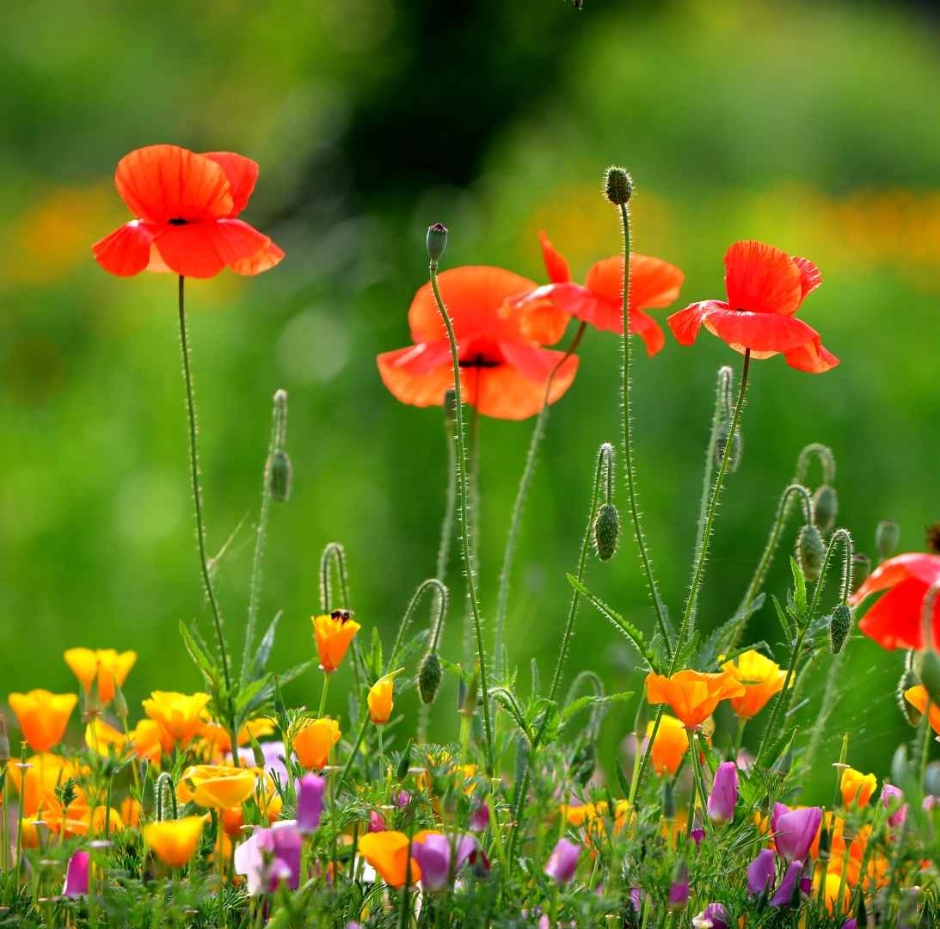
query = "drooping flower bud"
xmin=796 ymin=524 xmax=825 ymax=582
xmin=920 ymin=649 xmax=940 ymax=708
xmin=897 ymin=665 xmax=922 ymax=727
xmin=812 ymin=484 xmax=838 ymax=534
xmin=604 ymin=167 xmax=633 ymax=206
xmin=418 ymin=651 xmax=443 ymax=705
xmin=427 ymin=223 xmax=448 ymax=264
xmin=715 ymin=419 xmax=743 ymax=473
xmin=706 ymin=762 xmax=738 ymax=825
xmin=828 ymin=603 xmax=853 ymax=654
xmin=851 ymin=553 xmax=871 ymax=593
xmin=875 ymin=519 xmax=900 ymax=559
xmin=593 ymin=503 xmax=620 ymax=561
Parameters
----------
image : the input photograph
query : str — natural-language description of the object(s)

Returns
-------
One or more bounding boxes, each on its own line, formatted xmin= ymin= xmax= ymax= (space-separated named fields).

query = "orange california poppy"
xmin=645 ymin=670 xmax=745 ymax=729
xmin=668 ymin=241 xmax=838 ymax=373
xmin=144 ymin=816 xmax=207 ymax=868
xmin=840 ymin=768 xmax=877 ymax=808
xmin=64 ymin=648 xmax=137 ymax=706
xmin=7 ymin=753 xmax=80 ymax=816
xmin=293 ymin=717 xmax=341 ymax=770
xmin=849 ymin=553 xmax=940 ymax=651
xmin=357 ymin=831 xmax=421 ymax=888
xmin=142 ymin=690 xmax=212 ymax=751
xmin=128 ymin=718 xmax=165 ymax=765
xmin=904 ymin=685 xmax=940 ymax=734
xmin=92 ymin=144 xmax=284 ymax=279
xmin=85 ymin=717 xmax=128 ymax=757
xmin=368 ymin=672 xmax=401 ymax=726
xmin=721 ymin=650 xmax=789 ymax=719
xmin=312 ymin=612 xmax=361 ymax=674
xmin=516 ymin=231 xmax=684 ymax=355
xmin=178 ymin=764 xmax=259 ymax=809
xmin=377 ymin=266 xmax=579 ymax=421
xmin=647 ymin=714 xmax=690 ymax=776
xmin=8 ymin=690 xmax=78 ymax=753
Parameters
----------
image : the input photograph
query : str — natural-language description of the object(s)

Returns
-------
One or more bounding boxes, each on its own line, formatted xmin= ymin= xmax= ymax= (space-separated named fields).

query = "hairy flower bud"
xmin=897 ymin=666 xmax=922 ymax=727
xmin=593 ymin=503 xmax=620 ymax=561
xmin=875 ymin=519 xmax=899 ymax=559
xmin=427 ymin=223 xmax=448 ymax=264
xmin=828 ymin=603 xmax=853 ymax=654
xmin=571 ymin=741 xmax=596 ymax=787
xmin=418 ymin=652 xmax=443 ymax=705
xmin=812 ymin=484 xmax=838 ymax=535
xmin=267 ymin=449 xmax=293 ymax=503
xmin=604 ymin=167 xmax=633 ymax=206
xmin=796 ymin=524 xmax=826 ymax=582
xmin=920 ymin=649 xmax=940 ymax=708
xmin=715 ymin=419 xmax=743 ymax=473
xmin=851 ymin=553 xmax=871 ymax=593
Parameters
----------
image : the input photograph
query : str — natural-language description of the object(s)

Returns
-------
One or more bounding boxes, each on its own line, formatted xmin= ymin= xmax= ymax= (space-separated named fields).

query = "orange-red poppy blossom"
xmin=645 ymin=670 xmax=745 ymax=729
xmin=668 ymin=241 xmax=838 ymax=373
xmin=515 ymin=231 xmax=684 ymax=355
xmin=92 ymin=144 xmax=284 ymax=279
xmin=377 ymin=266 xmax=579 ymax=421
xmin=849 ymin=553 xmax=940 ymax=651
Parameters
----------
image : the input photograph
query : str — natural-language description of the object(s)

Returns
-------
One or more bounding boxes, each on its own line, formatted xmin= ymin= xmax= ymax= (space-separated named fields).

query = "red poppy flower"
xmin=848 ymin=553 xmax=940 ymax=651
xmin=512 ymin=232 xmax=684 ymax=356
xmin=377 ymin=266 xmax=578 ymax=421
xmin=667 ymin=241 xmax=838 ymax=373
xmin=92 ymin=144 xmax=284 ymax=279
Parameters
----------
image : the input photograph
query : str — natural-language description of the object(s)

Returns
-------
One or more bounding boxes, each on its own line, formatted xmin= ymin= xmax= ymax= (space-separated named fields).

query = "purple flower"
xmin=469 ymin=801 xmax=490 ymax=833
xmin=297 ymin=774 xmax=325 ymax=835
xmin=395 ymin=790 xmax=410 ymax=808
xmin=923 ymin=794 xmax=938 ymax=812
xmin=669 ymin=859 xmax=689 ymax=910
xmin=235 ymin=740 xmax=290 ymax=784
xmin=773 ymin=806 xmax=822 ymax=863
xmin=881 ymin=783 xmax=908 ymax=829
xmin=690 ymin=826 xmax=706 ymax=848
xmin=707 ymin=762 xmax=738 ymax=825
xmin=842 ymin=920 xmax=857 ymax=929
xmin=234 ymin=820 xmax=303 ymax=895
xmin=544 ymin=838 xmax=580 ymax=884
xmin=747 ymin=849 xmax=775 ymax=896
xmin=630 ymin=887 xmax=643 ymax=913
xmin=770 ymin=859 xmax=803 ymax=908
xmin=63 ymin=851 xmax=90 ymax=897
xmin=692 ymin=902 xmax=729 ymax=928
xmin=369 ymin=810 xmax=386 ymax=832
xmin=411 ymin=832 xmax=478 ymax=892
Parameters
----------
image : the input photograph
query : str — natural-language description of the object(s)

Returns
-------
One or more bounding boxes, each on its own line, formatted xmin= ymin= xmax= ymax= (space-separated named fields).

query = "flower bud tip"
xmin=427 ymin=223 xmax=448 ymax=263
xmin=604 ymin=167 xmax=633 ymax=206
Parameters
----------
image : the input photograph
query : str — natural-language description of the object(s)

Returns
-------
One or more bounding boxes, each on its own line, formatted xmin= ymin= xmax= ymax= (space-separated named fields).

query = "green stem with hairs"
xmin=388 ymin=578 xmax=448 ymax=672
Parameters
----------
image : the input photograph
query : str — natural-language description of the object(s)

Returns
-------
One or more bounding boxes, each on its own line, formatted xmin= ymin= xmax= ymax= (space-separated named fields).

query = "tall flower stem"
xmin=493 ymin=321 xmax=587 ymax=678
xmin=671 ymin=349 xmax=751 ymax=671
xmin=428 ymin=245 xmax=495 ymax=775
xmin=177 ymin=277 xmax=235 ymax=726
xmin=616 ymin=201 xmax=671 ymax=653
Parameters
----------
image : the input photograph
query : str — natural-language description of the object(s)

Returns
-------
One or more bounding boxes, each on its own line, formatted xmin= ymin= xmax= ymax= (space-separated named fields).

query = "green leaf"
xmin=277 ymin=660 xmax=313 ymax=688
xmin=614 ymin=756 xmax=632 ymax=799
xmin=560 ymin=691 xmax=633 ymax=725
xmin=370 ymin=628 xmax=383 ymax=681
xmin=235 ymin=673 xmax=274 ymax=723
xmin=250 ymin=610 xmax=283 ymax=682
xmin=789 ymin=556 xmax=807 ymax=615
xmin=179 ymin=620 xmax=220 ymax=689
xmin=772 ymin=596 xmax=795 ymax=640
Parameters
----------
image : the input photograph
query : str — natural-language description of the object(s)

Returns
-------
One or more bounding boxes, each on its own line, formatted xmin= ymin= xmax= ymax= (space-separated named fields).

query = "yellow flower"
xmin=85 ymin=717 xmax=127 ymax=757
xmin=294 ymin=717 xmax=341 ymax=769
xmin=357 ymin=831 xmax=421 ymax=888
xmin=178 ymin=764 xmax=259 ymax=809
xmin=144 ymin=816 xmax=206 ymax=868
xmin=221 ymin=770 xmax=282 ymax=836
xmin=368 ymin=670 xmax=403 ymax=726
xmin=721 ymin=650 xmax=789 ymax=719
xmin=8 ymin=690 xmax=78 ymax=753
xmin=64 ymin=648 xmax=137 ymax=705
xmin=648 ymin=714 xmax=689 ymax=776
xmin=645 ymin=670 xmax=745 ymax=729
xmin=6 ymin=753 xmax=80 ymax=816
xmin=840 ymin=767 xmax=877 ymax=808
xmin=142 ymin=691 xmax=211 ymax=750
xmin=313 ymin=612 xmax=361 ymax=673
xmin=198 ymin=716 xmax=276 ymax=755
xmin=128 ymin=719 xmax=164 ymax=765
xmin=904 ymin=685 xmax=940 ymax=734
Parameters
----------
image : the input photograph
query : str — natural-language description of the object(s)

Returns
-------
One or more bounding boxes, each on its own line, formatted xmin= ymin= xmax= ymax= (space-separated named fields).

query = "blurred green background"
xmin=2 ymin=0 xmax=938 ymax=795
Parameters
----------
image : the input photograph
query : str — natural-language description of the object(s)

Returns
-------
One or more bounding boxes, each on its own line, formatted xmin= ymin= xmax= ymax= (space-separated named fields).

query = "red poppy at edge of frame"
xmin=667 ymin=240 xmax=839 ymax=373
xmin=377 ymin=266 xmax=579 ymax=421
xmin=92 ymin=144 xmax=284 ymax=279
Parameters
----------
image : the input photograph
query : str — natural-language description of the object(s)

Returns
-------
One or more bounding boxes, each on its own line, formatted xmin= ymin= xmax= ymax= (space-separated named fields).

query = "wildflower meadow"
xmin=2 ymin=4 xmax=940 ymax=928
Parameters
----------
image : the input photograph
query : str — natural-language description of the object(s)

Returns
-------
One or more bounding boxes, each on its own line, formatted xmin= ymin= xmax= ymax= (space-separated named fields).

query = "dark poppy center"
xmin=168 ymin=218 xmax=189 ymax=226
xmin=459 ymin=353 xmax=502 ymax=369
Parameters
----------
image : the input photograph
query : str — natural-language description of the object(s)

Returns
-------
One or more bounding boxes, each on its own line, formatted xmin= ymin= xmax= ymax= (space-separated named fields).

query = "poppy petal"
xmin=584 ymin=256 xmax=623 ymax=305
xmin=210 ymin=219 xmax=278 ymax=272
xmin=230 ymin=239 xmax=286 ymax=275
xmin=153 ymin=224 xmax=227 ymax=279
xmin=92 ymin=221 xmax=157 ymax=277
xmin=538 ymin=282 xmax=621 ymax=333
xmin=538 ymin=231 xmax=571 ymax=284
xmin=793 ymin=256 xmax=822 ymax=300
xmin=723 ymin=241 xmax=803 ymax=316
xmin=629 ymin=254 xmax=685 ymax=311
xmin=668 ymin=301 xmax=723 ymax=346
xmin=201 ymin=152 xmax=259 ymax=216
xmin=858 ymin=578 xmax=938 ymax=651
xmin=700 ymin=306 xmax=822 ymax=353
xmin=115 ymin=145 xmax=234 ymax=224
xmin=630 ymin=308 xmax=666 ymax=357
xmin=850 ymin=554 xmax=940 ymax=603
xmin=783 ymin=339 xmax=840 ymax=374
xmin=377 ymin=341 xmax=455 ymax=408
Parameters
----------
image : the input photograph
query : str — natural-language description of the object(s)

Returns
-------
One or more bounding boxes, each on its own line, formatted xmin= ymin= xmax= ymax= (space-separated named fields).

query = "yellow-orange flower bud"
xmin=294 ymin=717 xmax=341 ymax=770
xmin=144 ymin=816 xmax=206 ymax=868
xmin=721 ymin=650 xmax=789 ymax=719
xmin=840 ymin=767 xmax=877 ymax=808
xmin=368 ymin=670 xmax=403 ymax=726
xmin=313 ymin=612 xmax=361 ymax=673
xmin=648 ymin=714 xmax=689 ymax=776
xmin=64 ymin=648 xmax=137 ymax=706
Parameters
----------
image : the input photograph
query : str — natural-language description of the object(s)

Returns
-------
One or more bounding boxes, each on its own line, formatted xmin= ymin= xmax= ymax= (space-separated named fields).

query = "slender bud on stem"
xmin=426 ymin=223 xmax=448 ymax=266
xmin=604 ymin=166 xmax=633 ymax=206
xmin=593 ymin=504 xmax=620 ymax=562
xmin=828 ymin=603 xmax=853 ymax=654
xmin=267 ymin=390 xmax=292 ymax=503
xmin=812 ymin=484 xmax=838 ymax=534
xmin=796 ymin=524 xmax=826 ymax=582
xmin=418 ymin=652 xmax=443 ymax=705
xmin=875 ymin=519 xmax=900 ymax=559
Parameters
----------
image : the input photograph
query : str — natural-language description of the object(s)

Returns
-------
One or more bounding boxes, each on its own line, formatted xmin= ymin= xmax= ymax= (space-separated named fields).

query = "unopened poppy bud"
xmin=418 ymin=652 xmax=442 ymax=705
xmin=593 ymin=503 xmax=620 ymax=561
xmin=267 ymin=449 xmax=293 ymax=503
xmin=0 ymin=712 xmax=9 ymax=763
xmin=920 ymin=649 xmax=940 ymax=708
xmin=715 ymin=420 xmax=743 ymax=473
xmin=796 ymin=524 xmax=825 ymax=582
xmin=851 ymin=554 xmax=871 ymax=593
xmin=897 ymin=667 xmax=922 ymax=727
xmin=112 ymin=683 xmax=129 ymax=721
xmin=828 ymin=603 xmax=853 ymax=654
xmin=604 ymin=167 xmax=633 ymax=206
xmin=875 ymin=519 xmax=899 ymax=559
xmin=812 ymin=484 xmax=838 ymax=534
xmin=427 ymin=223 xmax=448 ymax=264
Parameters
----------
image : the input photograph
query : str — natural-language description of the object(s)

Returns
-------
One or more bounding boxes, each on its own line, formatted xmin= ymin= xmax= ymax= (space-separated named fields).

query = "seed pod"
xmin=875 ymin=519 xmax=900 ymax=559
xmin=604 ymin=167 xmax=633 ymax=206
xmin=796 ymin=524 xmax=826 ymax=582
xmin=920 ymin=650 xmax=940 ymax=708
xmin=851 ymin=554 xmax=871 ymax=593
xmin=593 ymin=503 xmax=620 ymax=561
xmin=418 ymin=652 xmax=443 ymax=705
xmin=426 ymin=223 xmax=448 ymax=263
xmin=267 ymin=449 xmax=293 ymax=503
xmin=715 ymin=420 xmax=743 ymax=473
xmin=828 ymin=603 xmax=853 ymax=654
xmin=812 ymin=484 xmax=838 ymax=534
xmin=897 ymin=665 xmax=922 ymax=727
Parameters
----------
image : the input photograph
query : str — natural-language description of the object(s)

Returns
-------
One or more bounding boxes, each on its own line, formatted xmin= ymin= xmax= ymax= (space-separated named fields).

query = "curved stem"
xmin=177 ymin=277 xmax=234 ymax=702
xmin=493 ymin=321 xmax=587 ymax=677
xmin=319 ymin=542 xmax=366 ymax=695
xmin=808 ymin=528 xmax=855 ymax=619
xmin=794 ymin=442 xmax=836 ymax=485
xmin=617 ymin=205 xmax=671 ymax=652
xmin=671 ymin=350 xmax=751 ymax=671
xmin=388 ymin=578 xmax=448 ymax=671
xmin=428 ymin=262 xmax=494 ymax=775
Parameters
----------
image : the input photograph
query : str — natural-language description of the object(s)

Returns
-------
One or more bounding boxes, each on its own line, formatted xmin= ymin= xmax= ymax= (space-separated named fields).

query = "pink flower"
xmin=544 ymin=838 xmax=580 ymax=884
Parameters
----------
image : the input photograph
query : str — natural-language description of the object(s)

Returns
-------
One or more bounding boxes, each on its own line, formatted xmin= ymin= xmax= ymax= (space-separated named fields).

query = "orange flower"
xmin=368 ymin=671 xmax=402 ymax=726
xmin=85 ymin=717 xmax=128 ymax=756
xmin=562 ymin=800 xmax=631 ymax=833
xmin=44 ymin=798 xmax=123 ymax=840
xmin=128 ymin=719 xmax=164 ymax=765
xmin=144 ymin=816 xmax=206 ymax=868
xmin=377 ymin=266 xmax=580 ymax=421
xmin=178 ymin=764 xmax=259 ymax=809
xmin=840 ymin=768 xmax=877 ymax=808
xmin=142 ymin=691 xmax=211 ymax=750
xmin=721 ymin=650 xmax=789 ymax=719
xmin=64 ymin=648 xmax=137 ymax=706
xmin=121 ymin=797 xmax=142 ymax=828
xmin=313 ymin=613 xmax=361 ymax=673
xmin=904 ymin=685 xmax=940 ymax=734
xmin=294 ymin=717 xmax=341 ymax=770
xmin=7 ymin=753 xmax=80 ymax=816
xmin=357 ymin=831 xmax=421 ymax=888
xmin=645 ymin=670 xmax=745 ymax=729
xmin=647 ymin=714 xmax=689 ymax=776
xmin=92 ymin=145 xmax=283 ymax=279
xmin=221 ymin=770 xmax=282 ymax=836
xmin=8 ymin=690 xmax=78 ymax=752
xmin=198 ymin=717 xmax=276 ymax=755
